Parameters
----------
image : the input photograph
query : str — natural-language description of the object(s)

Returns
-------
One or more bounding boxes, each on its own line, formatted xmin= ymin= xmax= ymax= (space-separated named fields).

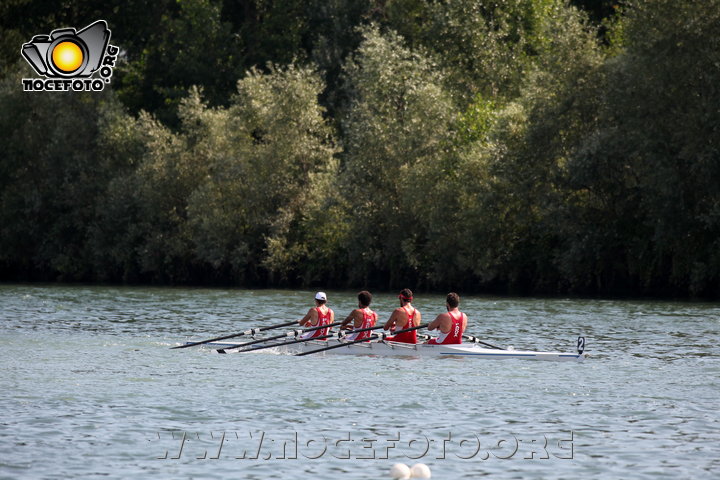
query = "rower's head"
xmin=398 ymin=288 xmax=413 ymax=305
xmin=314 ymin=291 xmax=327 ymax=306
xmin=446 ymin=292 xmax=460 ymax=310
xmin=358 ymin=290 xmax=372 ymax=308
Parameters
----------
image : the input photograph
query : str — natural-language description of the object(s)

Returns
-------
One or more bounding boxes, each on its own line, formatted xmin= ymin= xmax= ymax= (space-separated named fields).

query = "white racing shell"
xmin=188 ymin=338 xmax=587 ymax=362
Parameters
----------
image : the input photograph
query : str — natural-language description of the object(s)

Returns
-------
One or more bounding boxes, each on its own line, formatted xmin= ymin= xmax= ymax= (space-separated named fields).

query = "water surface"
xmin=1 ymin=285 xmax=718 ymax=479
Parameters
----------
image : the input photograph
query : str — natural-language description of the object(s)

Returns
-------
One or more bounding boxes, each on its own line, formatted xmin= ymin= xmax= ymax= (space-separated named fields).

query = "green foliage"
xmin=0 ymin=65 xmax=120 ymax=280
xmin=116 ymin=0 xmax=244 ymax=125
xmin=440 ymin=2 xmax=607 ymax=293
xmin=90 ymin=65 xmax=339 ymax=284
xmin=457 ymin=94 xmax=497 ymax=146
xmin=339 ymin=26 xmax=456 ymax=287
xmin=185 ymin=65 xmax=339 ymax=284
xmin=380 ymin=0 xmax=573 ymax=104
xmin=561 ymin=0 xmax=720 ymax=295
xmin=1 ymin=0 xmax=718 ymax=297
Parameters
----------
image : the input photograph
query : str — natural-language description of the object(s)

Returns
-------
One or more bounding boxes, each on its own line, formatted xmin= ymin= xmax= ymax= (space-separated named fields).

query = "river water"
xmin=1 ymin=285 xmax=718 ymax=479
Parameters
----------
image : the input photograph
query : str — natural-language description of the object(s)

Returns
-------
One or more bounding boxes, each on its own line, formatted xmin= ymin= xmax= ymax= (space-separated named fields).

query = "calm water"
xmin=1 ymin=285 xmax=718 ymax=479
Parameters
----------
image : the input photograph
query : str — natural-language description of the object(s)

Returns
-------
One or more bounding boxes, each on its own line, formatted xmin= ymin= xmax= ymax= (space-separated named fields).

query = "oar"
xmin=338 ymin=323 xmax=385 ymax=336
xmin=230 ymin=331 xmax=336 ymax=354
xmin=229 ymin=324 xmax=387 ymax=354
xmin=216 ymin=321 xmax=340 ymax=352
xmin=233 ymin=325 xmax=383 ymax=353
xmin=216 ymin=321 xmax=342 ymax=354
xmin=171 ymin=320 xmax=298 ymax=349
xmin=297 ymin=323 xmax=429 ymax=356
xmin=462 ymin=335 xmax=505 ymax=350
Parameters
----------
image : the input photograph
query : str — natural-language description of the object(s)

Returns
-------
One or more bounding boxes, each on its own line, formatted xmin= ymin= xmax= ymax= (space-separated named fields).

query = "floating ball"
xmin=390 ymin=462 xmax=411 ymax=479
xmin=410 ymin=463 xmax=431 ymax=478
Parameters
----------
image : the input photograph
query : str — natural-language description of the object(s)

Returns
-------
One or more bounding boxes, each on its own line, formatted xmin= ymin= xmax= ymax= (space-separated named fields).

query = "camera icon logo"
xmin=22 ymin=20 xmax=111 ymax=78
xmin=21 ymin=20 xmax=119 ymax=92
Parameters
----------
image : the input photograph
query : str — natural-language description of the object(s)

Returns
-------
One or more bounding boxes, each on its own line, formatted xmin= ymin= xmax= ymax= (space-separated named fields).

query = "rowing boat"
xmin=184 ymin=338 xmax=587 ymax=362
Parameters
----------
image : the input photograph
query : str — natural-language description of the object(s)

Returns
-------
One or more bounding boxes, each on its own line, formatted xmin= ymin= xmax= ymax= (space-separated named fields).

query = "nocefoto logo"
xmin=21 ymin=20 xmax=119 ymax=92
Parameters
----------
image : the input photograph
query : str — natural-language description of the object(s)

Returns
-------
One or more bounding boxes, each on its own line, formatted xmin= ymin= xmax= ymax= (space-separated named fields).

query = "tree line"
xmin=1 ymin=0 xmax=718 ymax=298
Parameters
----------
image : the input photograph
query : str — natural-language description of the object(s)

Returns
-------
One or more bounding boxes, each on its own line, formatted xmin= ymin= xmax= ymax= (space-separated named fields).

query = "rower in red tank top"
xmin=340 ymin=290 xmax=378 ymax=341
xmin=383 ymin=288 xmax=421 ymax=344
xmin=427 ymin=292 xmax=467 ymax=345
xmin=298 ymin=291 xmax=335 ymax=340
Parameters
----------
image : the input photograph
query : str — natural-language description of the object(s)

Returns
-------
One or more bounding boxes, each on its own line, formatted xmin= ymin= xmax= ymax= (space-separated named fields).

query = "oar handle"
xmin=340 ymin=324 xmax=384 ymax=335
xmin=296 ymin=323 xmax=429 ymax=356
xmin=388 ymin=322 xmax=428 ymax=335
xmin=303 ymin=320 xmax=342 ymax=332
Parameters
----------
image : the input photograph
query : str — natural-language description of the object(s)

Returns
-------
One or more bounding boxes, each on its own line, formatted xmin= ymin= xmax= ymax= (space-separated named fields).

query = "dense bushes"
xmin=1 ymin=0 xmax=718 ymax=297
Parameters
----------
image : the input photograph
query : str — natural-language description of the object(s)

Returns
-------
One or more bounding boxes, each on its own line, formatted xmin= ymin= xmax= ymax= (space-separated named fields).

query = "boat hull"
xmin=189 ymin=339 xmax=586 ymax=362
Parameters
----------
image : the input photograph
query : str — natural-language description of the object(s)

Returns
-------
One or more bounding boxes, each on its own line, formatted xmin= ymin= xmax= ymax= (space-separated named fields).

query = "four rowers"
xmin=300 ymin=289 xmax=467 ymax=344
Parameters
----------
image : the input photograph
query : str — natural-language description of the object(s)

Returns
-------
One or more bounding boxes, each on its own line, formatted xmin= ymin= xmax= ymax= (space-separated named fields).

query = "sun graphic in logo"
xmin=51 ymin=41 xmax=84 ymax=73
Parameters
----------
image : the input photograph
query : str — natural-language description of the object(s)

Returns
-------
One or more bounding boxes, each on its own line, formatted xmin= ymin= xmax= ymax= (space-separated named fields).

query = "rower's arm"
xmin=383 ymin=309 xmax=400 ymax=330
xmin=340 ymin=311 xmax=354 ymax=328
xmin=298 ymin=308 xmax=315 ymax=326
xmin=341 ymin=309 xmax=362 ymax=329
xmin=428 ymin=314 xmax=443 ymax=331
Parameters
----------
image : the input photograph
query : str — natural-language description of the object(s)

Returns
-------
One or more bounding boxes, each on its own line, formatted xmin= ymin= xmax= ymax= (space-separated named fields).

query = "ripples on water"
xmin=1 ymin=285 xmax=719 ymax=479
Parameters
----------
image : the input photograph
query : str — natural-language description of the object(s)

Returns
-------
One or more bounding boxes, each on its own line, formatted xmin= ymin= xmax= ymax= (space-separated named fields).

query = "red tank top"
xmin=428 ymin=310 xmax=464 ymax=345
xmin=354 ymin=308 xmax=377 ymax=341
xmin=308 ymin=307 xmax=333 ymax=339
xmin=389 ymin=305 xmax=417 ymax=344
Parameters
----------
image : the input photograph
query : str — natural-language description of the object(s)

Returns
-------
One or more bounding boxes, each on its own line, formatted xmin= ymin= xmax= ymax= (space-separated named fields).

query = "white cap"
xmin=315 ymin=291 xmax=327 ymax=301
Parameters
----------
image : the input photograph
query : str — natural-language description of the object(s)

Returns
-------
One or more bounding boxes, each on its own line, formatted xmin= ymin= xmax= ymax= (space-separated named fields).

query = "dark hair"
xmin=446 ymin=292 xmax=460 ymax=308
xmin=358 ymin=290 xmax=372 ymax=307
xmin=399 ymin=288 xmax=413 ymax=301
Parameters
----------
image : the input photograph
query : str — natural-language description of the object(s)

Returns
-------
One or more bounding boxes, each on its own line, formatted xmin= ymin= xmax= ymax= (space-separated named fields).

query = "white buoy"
xmin=410 ymin=463 xmax=432 ymax=478
xmin=390 ymin=462 xmax=411 ymax=479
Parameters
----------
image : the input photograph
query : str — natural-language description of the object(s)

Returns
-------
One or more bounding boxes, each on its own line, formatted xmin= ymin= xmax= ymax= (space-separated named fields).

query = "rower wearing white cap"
xmin=298 ymin=292 xmax=335 ymax=340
